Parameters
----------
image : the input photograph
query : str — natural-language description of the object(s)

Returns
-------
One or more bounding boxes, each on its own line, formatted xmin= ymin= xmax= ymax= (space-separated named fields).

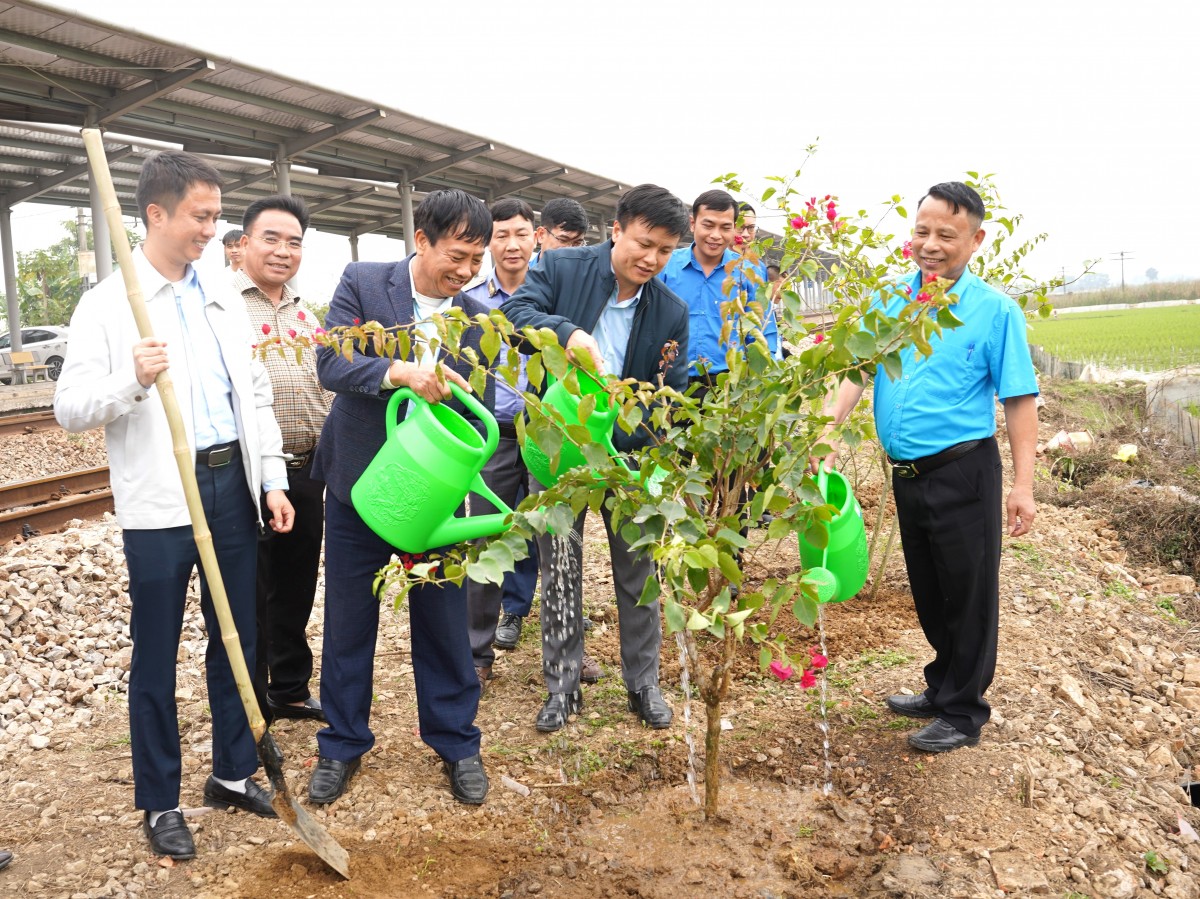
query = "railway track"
xmin=0 ymin=409 xmax=59 ymax=438
xmin=0 ymin=466 xmax=113 ymax=543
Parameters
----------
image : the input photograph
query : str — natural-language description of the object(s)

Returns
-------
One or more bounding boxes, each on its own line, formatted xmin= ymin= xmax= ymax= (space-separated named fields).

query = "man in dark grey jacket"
xmin=501 ymin=184 xmax=690 ymax=732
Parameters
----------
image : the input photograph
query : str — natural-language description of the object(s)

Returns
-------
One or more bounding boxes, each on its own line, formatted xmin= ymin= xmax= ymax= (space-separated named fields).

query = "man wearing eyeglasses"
xmin=532 ymin=197 xmax=590 ymax=265
xmin=238 ymin=195 xmax=332 ymax=726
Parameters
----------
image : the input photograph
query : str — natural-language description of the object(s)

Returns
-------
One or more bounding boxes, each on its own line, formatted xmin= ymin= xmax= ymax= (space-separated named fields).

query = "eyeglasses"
xmin=546 ymin=230 xmax=586 ymax=248
xmin=736 ymin=224 xmax=758 ymax=234
xmin=252 ymin=234 xmax=304 ymax=251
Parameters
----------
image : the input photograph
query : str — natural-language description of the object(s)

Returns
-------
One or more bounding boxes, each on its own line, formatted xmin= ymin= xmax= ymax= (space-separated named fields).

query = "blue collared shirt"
xmin=593 ymin=278 xmax=642 ymax=377
xmin=172 ymin=266 xmax=238 ymax=449
xmin=464 ymin=273 xmax=527 ymax=422
xmin=873 ymin=269 xmax=1038 ymax=460
xmin=659 ymin=245 xmax=780 ymax=375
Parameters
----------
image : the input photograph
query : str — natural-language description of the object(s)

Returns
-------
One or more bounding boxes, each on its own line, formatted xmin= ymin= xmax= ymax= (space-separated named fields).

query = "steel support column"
xmin=1 ymin=205 xmax=26 ymax=381
xmin=88 ymin=165 xmax=113 ymax=281
xmin=399 ymin=175 xmax=415 ymax=255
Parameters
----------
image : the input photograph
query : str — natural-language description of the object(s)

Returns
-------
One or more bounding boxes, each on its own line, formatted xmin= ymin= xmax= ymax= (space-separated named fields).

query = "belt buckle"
xmin=892 ymin=461 xmax=918 ymax=479
xmin=286 ymin=453 xmax=308 ymax=469
xmin=206 ymin=445 xmax=233 ymax=468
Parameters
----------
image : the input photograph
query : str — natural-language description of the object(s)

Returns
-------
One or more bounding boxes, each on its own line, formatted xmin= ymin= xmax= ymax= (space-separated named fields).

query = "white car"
xmin=0 ymin=326 xmax=70 ymax=383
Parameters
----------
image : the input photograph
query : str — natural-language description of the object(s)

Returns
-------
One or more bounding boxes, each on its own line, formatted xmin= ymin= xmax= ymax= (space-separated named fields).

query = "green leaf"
xmin=896 ymin=205 xmax=907 ymax=219
xmin=791 ymin=589 xmax=818 ymax=627
xmin=759 ymin=645 xmax=773 ymax=670
xmin=638 ymin=575 xmax=661 ymax=608
xmin=686 ymin=609 xmax=709 ymax=631
xmin=847 ymin=330 xmax=876 ymax=359
xmin=663 ymin=595 xmax=687 ymax=633
xmin=717 ymin=551 xmax=744 ymax=586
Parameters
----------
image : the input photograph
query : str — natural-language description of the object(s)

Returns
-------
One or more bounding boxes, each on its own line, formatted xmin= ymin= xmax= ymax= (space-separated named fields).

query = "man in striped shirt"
xmin=238 ymin=194 xmax=332 ymax=723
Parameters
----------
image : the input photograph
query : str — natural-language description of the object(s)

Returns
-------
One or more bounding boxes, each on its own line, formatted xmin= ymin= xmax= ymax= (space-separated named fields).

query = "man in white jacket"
xmin=54 ymin=151 xmax=294 ymax=861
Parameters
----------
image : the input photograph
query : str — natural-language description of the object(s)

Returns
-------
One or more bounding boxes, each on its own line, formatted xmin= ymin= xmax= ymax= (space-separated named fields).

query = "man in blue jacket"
xmin=309 ymin=189 xmax=495 ymax=806
xmin=501 ymin=184 xmax=690 ymax=732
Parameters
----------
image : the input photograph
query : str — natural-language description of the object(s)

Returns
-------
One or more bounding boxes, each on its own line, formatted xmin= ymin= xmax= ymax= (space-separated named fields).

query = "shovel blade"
xmin=258 ymin=732 xmax=350 ymax=879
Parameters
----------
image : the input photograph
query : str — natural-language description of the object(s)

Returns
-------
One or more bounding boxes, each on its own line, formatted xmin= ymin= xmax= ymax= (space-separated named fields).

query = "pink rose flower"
xmin=809 ymin=648 xmax=828 ymax=670
xmin=902 ymin=241 xmax=913 ymax=259
xmin=769 ymin=661 xmax=794 ymax=682
xmin=297 ymin=310 xmax=306 ymax=321
xmin=799 ymin=669 xmax=818 ymax=689
xmin=813 ymin=333 xmax=825 ymax=344
xmin=790 ymin=215 xmax=808 ymax=230
xmin=288 ymin=328 xmax=297 ymax=339
xmin=261 ymin=323 xmax=271 ymax=335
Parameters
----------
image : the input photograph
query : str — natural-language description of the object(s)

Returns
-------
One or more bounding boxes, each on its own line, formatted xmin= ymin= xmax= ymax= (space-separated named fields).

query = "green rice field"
xmin=1027 ymin=304 xmax=1200 ymax=371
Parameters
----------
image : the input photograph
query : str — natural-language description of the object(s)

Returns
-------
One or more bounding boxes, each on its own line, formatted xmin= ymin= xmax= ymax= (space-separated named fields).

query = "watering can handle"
xmin=816 ymin=466 xmax=830 ymax=570
xmin=384 ymin=382 xmax=500 ymax=459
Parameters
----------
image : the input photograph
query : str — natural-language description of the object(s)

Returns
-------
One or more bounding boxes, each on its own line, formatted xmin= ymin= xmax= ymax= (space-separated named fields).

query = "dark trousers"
xmin=123 ymin=451 xmax=259 ymax=811
xmin=254 ymin=458 xmax=325 ymax=709
xmin=317 ymin=492 xmax=481 ymax=764
xmin=467 ymin=434 xmax=539 ymax=669
xmin=535 ymin=487 xmax=661 ymax=694
xmin=892 ymin=437 xmax=1002 ymax=737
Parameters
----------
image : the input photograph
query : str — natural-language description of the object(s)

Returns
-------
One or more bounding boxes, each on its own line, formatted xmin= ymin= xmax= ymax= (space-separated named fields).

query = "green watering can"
xmin=351 ymin=382 xmax=514 ymax=553
xmin=520 ymin=369 xmax=632 ymax=487
xmin=798 ymin=467 xmax=869 ymax=603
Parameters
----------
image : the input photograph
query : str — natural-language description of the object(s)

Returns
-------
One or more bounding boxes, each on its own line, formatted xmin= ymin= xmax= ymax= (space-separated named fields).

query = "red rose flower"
xmin=790 ymin=215 xmax=808 ymax=230
xmin=902 ymin=241 xmax=913 ymax=259
xmin=799 ymin=669 xmax=818 ymax=689
xmin=768 ymin=661 xmax=794 ymax=682
xmin=813 ymin=333 xmax=825 ymax=344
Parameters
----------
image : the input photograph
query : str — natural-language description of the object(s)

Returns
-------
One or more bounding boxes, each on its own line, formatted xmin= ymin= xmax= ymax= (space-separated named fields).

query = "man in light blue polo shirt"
xmin=820 ymin=181 xmax=1038 ymax=754
xmin=660 ymin=192 xmax=780 ymax=389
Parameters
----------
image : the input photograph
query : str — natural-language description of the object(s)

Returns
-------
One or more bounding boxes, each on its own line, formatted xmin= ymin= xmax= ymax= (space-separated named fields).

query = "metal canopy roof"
xmin=0 ymin=0 xmax=626 ymax=241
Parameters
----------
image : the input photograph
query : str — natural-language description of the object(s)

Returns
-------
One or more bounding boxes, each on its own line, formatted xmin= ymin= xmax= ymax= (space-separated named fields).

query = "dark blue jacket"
xmin=312 ymin=256 xmax=494 ymax=504
xmin=499 ymin=241 xmax=689 ymax=452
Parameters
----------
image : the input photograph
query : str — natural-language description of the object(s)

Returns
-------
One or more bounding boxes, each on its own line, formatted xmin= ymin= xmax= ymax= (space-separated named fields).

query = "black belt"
xmin=286 ymin=449 xmax=313 ymax=469
xmin=888 ymin=439 xmax=983 ymax=479
xmin=497 ymin=421 xmax=519 ymax=439
xmin=196 ymin=441 xmax=239 ymax=468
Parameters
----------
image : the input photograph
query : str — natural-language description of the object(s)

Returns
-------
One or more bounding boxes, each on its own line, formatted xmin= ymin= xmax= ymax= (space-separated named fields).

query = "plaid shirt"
xmin=236 ymin=270 xmax=332 ymax=455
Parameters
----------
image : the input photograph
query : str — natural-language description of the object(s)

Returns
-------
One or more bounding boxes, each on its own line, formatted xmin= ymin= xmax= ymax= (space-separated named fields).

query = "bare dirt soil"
xmin=3 ymin=380 xmax=1200 ymax=898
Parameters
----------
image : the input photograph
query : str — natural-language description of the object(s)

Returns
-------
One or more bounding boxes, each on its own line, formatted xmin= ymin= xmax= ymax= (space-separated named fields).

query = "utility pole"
xmin=1111 ymin=250 xmax=1134 ymax=295
xmin=1060 ymin=266 xmax=1067 ymax=295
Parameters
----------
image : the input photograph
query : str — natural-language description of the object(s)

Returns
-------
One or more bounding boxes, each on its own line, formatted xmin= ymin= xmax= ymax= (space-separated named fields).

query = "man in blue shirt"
xmin=820 ymin=181 xmax=1038 ymax=754
xmin=660 ymin=193 xmax=780 ymax=390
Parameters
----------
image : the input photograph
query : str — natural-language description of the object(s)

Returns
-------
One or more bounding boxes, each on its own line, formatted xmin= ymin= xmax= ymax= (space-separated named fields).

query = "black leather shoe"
xmin=907 ymin=718 xmax=980 ymax=753
xmin=268 ymin=696 xmax=326 ymax=721
xmin=493 ymin=613 xmax=524 ymax=650
xmin=885 ymin=692 xmax=938 ymax=718
xmin=444 ymin=752 xmax=489 ymax=804
xmin=143 ymin=810 xmax=195 ymax=860
xmin=0 ymin=849 xmax=12 ymax=871
xmin=535 ymin=690 xmax=583 ymax=733
xmin=627 ymin=685 xmax=673 ymax=729
xmin=308 ymin=756 xmax=361 ymax=805
xmin=203 ymin=775 xmax=277 ymax=818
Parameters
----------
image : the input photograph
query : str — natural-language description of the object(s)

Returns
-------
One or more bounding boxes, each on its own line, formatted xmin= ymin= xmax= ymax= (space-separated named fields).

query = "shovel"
xmin=81 ymin=128 xmax=349 ymax=879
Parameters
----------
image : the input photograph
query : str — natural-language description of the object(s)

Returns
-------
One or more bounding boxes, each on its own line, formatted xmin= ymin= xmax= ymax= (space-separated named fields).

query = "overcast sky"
xmin=14 ymin=0 xmax=1200 ymax=300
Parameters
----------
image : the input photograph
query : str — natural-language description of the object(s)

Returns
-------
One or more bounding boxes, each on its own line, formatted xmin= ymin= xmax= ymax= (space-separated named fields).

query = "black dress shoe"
xmin=143 ymin=810 xmax=196 ymax=860
xmin=308 ymin=756 xmax=361 ymax=805
xmin=203 ymin=775 xmax=277 ymax=818
xmin=493 ymin=613 xmax=524 ymax=650
xmin=885 ymin=692 xmax=938 ymax=718
xmin=0 ymin=849 xmax=12 ymax=871
xmin=907 ymin=718 xmax=980 ymax=753
xmin=627 ymin=685 xmax=673 ymax=729
xmin=444 ymin=752 xmax=489 ymax=804
xmin=268 ymin=696 xmax=326 ymax=721
xmin=535 ymin=690 xmax=583 ymax=733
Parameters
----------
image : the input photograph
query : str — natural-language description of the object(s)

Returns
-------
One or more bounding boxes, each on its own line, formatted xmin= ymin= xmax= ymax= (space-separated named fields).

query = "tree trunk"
xmin=704 ymin=694 xmax=722 ymax=819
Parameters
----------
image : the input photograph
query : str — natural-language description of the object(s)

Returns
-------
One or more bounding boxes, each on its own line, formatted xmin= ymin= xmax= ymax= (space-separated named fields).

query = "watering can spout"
xmin=427 ymin=510 xmax=511 ymax=548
